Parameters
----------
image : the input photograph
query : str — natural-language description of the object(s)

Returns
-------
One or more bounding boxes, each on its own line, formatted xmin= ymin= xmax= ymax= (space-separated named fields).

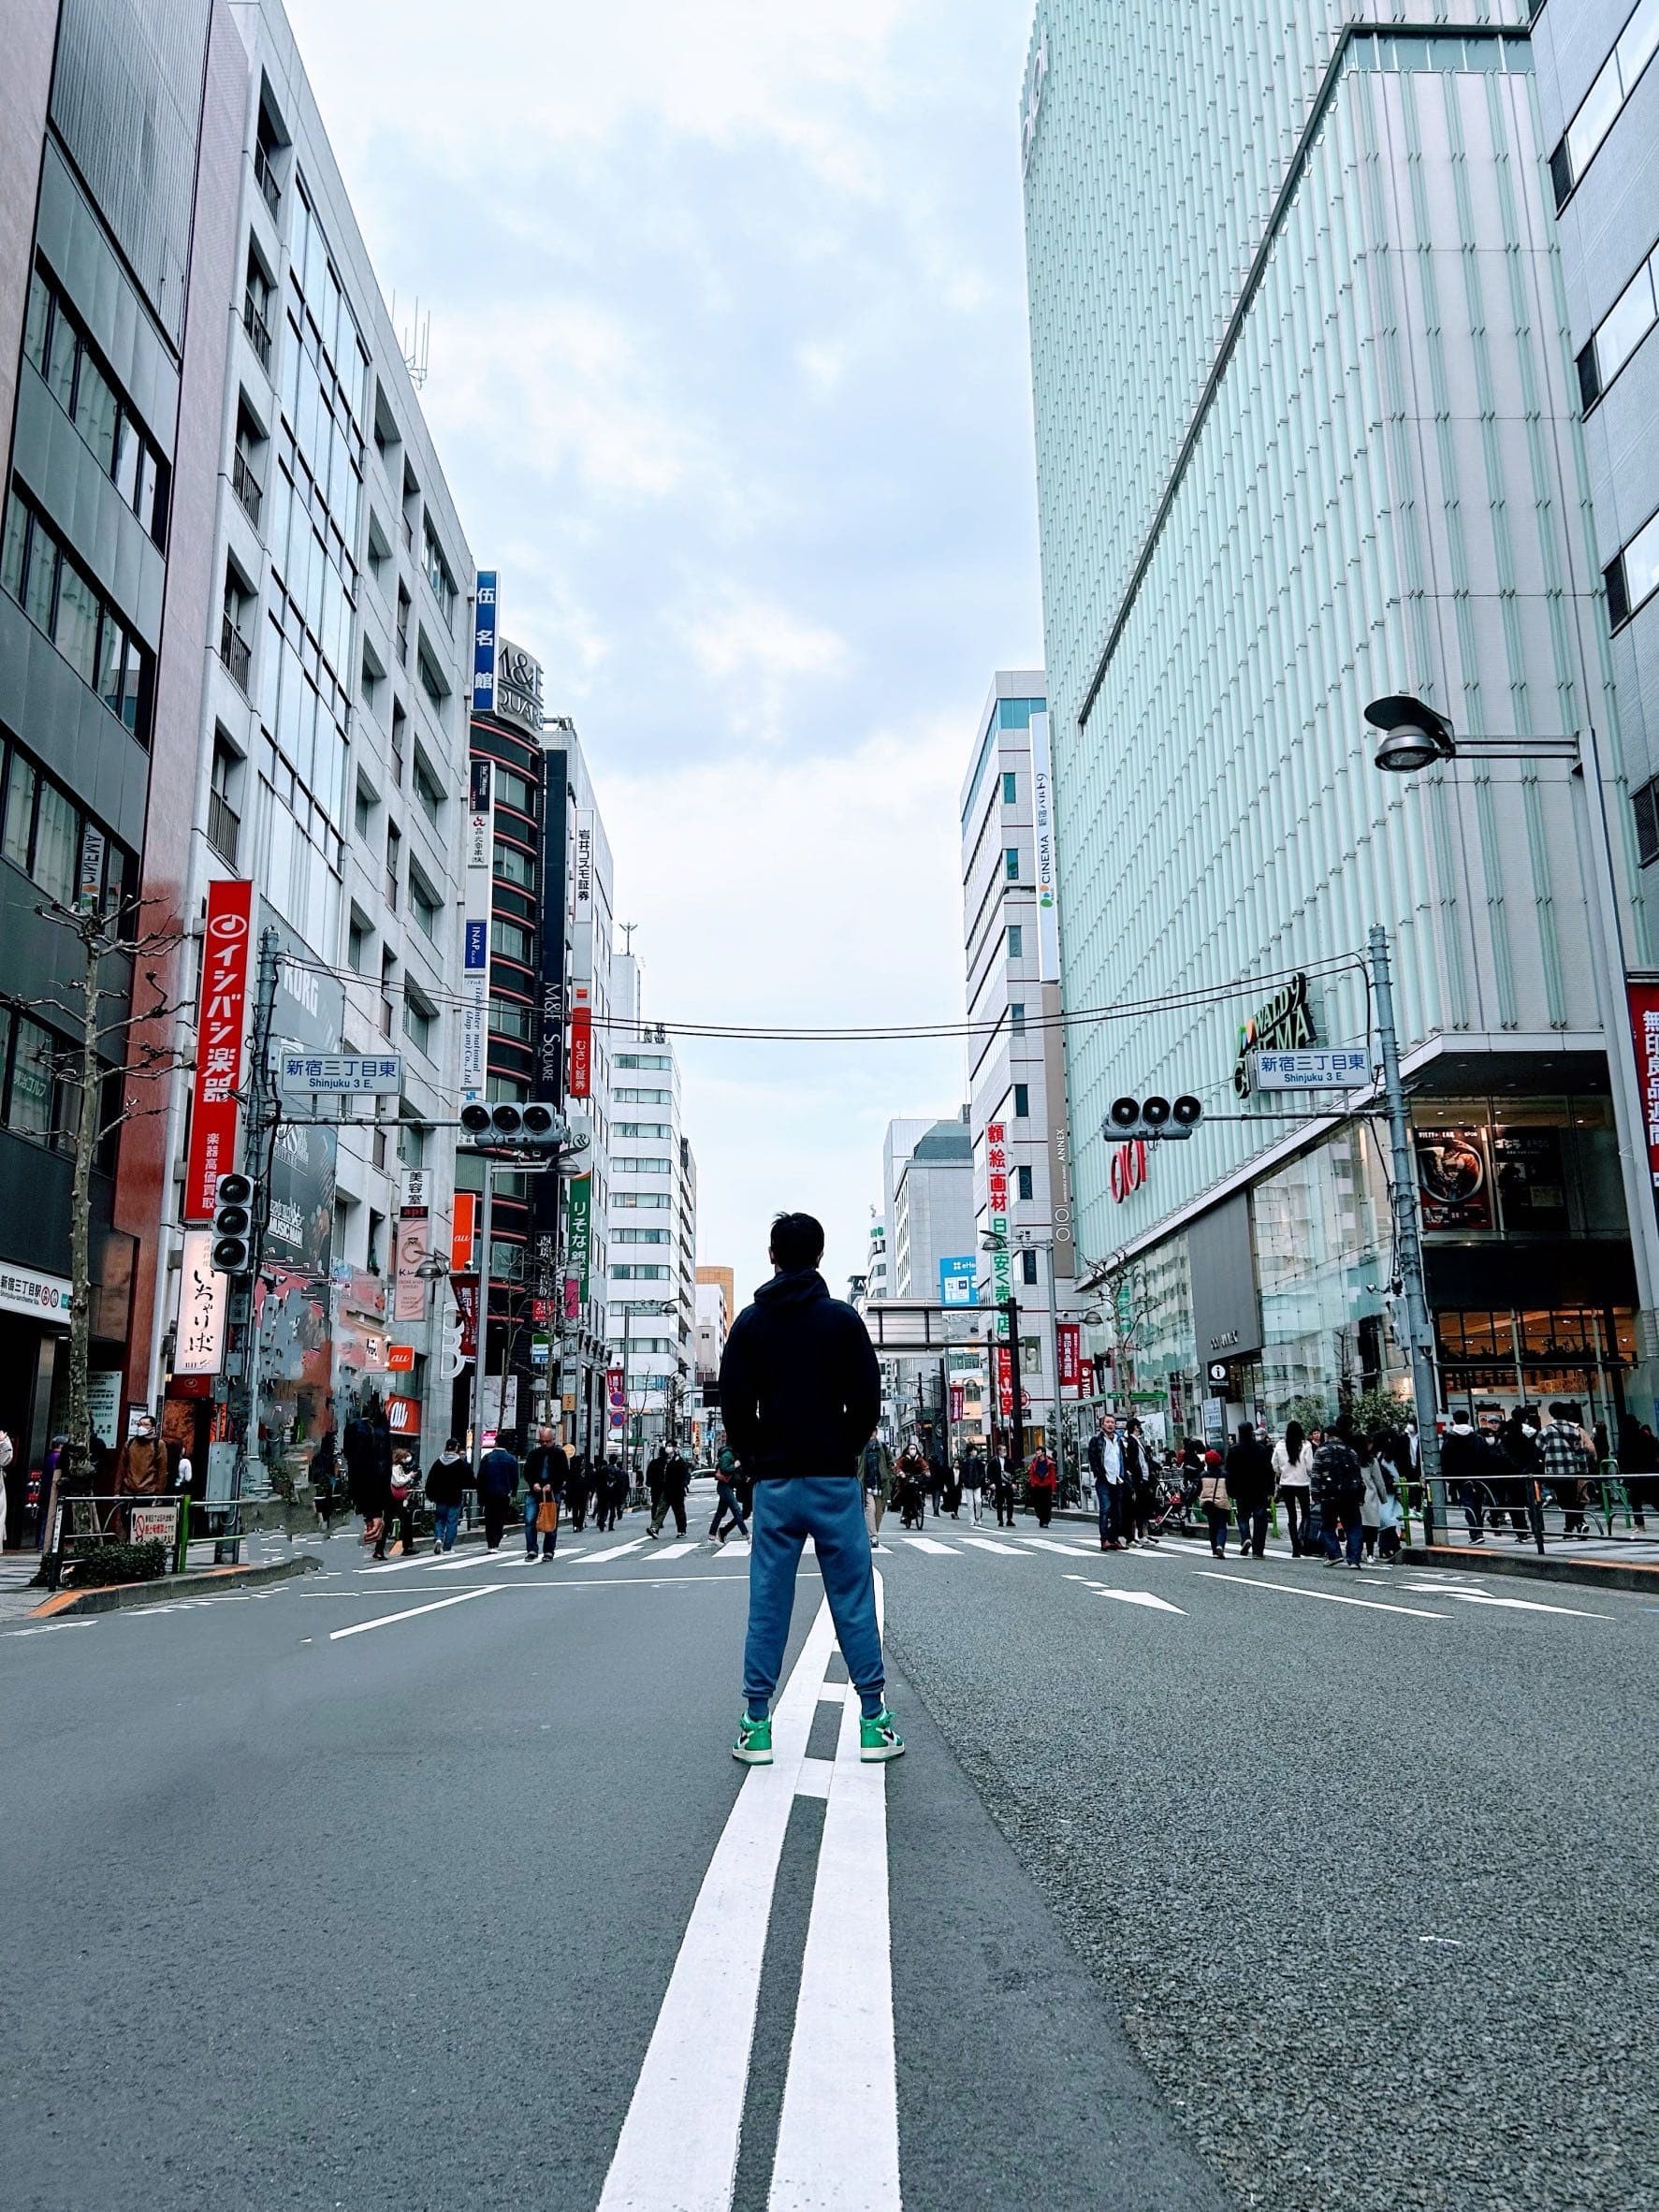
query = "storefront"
xmin=1098 ymin=1087 xmax=1636 ymax=1446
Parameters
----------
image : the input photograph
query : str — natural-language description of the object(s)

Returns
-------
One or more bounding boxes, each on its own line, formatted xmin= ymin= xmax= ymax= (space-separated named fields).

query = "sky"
xmin=283 ymin=0 xmax=1046 ymax=1302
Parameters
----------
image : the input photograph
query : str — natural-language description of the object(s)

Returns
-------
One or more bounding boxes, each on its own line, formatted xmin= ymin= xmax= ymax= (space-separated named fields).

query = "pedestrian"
xmin=310 ymin=1430 xmax=340 ymax=1536
xmin=343 ymin=1401 xmax=393 ymax=1556
xmin=386 ymin=1448 xmax=418 ymax=1556
xmin=1026 ymin=1442 xmax=1057 ymax=1526
xmin=114 ymin=1414 xmax=167 ymax=1499
xmin=1439 ymin=1411 xmax=1492 ymax=1544
xmin=859 ymin=1434 xmax=895 ymax=1549
xmin=1272 ymin=1419 xmax=1315 ymax=1556
xmin=1198 ymin=1448 xmax=1230 ymax=1555
xmin=925 ymin=1438 xmax=946 ymax=1522
xmin=522 ymin=1424 xmax=568 ymax=1559
xmin=1124 ymin=1419 xmax=1157 ymax=1545
xmin=1538 ymin=1402 xmax=1594 ymax=1539
xmin=1225 ymin=1422 xmax=1273 ymax=1557
xmin=426 ymin=1436 xmax=468 ymax=1552
xmin=1499 ymin=1408 xmax=1542 ymax=1542
xmin=719 ymin=1210 xmax=903 ymax=1766
xmin=1089 ymin=1413 xmax=1127 ymax=1550
xmin=567 ymin=1451 xmax=592 ymax=1533
xmin=645 ymin=1447 xmax=667 ymax=1532
xmin=942 ymin=1449 xmax=962 ymax=1520
xmin=895 ymin=1443 xmax=926 ymax=1530
xmin=959 ymin=1442 xmax=985 ymax=1525
xmin=710 ymin=1442 xmax=750 ymax=1545
xmin=650 ymin=1442 xmax=690 ymax=1537
xmin=599 ymin=1452 xmax=628 ymax=1530
xmin=1360 ymin=1434 xmax=1390 ymax=1560
xmin=1312 ymin=1427 xmax=1366 ymax=1567
xmin=477 ymin=1432 xmax=519 ymax=1551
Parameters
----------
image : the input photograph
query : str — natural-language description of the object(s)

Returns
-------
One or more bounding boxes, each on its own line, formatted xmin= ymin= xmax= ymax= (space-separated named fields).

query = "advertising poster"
xmin=1629 ymin=980 xmax=1659 ymax=1201
xmin=567 ymin=1174 xmax=592 ymax=1302
xmin=986 ymin=1121 xmax=1011 ymax=1322
xmin=472 ymin=571 xmax=498 ymax=713
xmin=1492 ymin=1126 xmax=1569 ymax=1231
xmin=174 ymin=1229 xmax=227 ymax=1375
xmin=452 ymin=1276 xmax=479 ymax=1361
xmin=183 ymin=879 xmax=253 ymax=1220
xmin=1414 ymin=1126 xmax=1492 ymax=1232
xmin=994 ymin=1344 xmax=1013 ymax=1419
xmin=1029 ymin=709 xmax=1060 ymax=982
xmin=939 ymin=1255 xmax=978 ymax=1306
xmin=1056 ymin=1320 xmax=1082 ymax=1395
xmin=568 ymin=984 xmax=592 ymax=1099
xmin=395 ymin=1169 xmax=429 ymax=1324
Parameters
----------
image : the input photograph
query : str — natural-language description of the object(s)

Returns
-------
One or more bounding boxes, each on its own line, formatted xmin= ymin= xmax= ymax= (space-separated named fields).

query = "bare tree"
xmin=33 ymin=889 xmax=188 ymax=1494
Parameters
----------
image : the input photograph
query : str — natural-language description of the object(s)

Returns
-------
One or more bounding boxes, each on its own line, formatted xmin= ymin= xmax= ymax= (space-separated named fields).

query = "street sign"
xmin=386 ymin=1344 xmax=415 ymax=1374
xmin=939 ymin=1256 xmax=979 ymax=1306
xmin=278 ymin=1053 xmax=403 ymax=1097
xmin=1249 ymin=1047 xmax=1370 ymax=1091
xmin=129 ymin=1502 xmax=179 ymax=1548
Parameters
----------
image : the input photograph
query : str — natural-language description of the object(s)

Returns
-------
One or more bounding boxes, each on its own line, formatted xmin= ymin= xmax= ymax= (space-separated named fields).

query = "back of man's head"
xmin=769 ymin=1211 xmax=825 ymax=1272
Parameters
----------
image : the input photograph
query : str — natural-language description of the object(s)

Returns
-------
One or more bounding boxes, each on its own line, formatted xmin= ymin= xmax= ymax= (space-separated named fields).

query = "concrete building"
xmin=1023 ymin=6 xmax=1657 ymax=1442
xmin=1533 ymin=2 xmax=1659 ymax=856
xmin=0 ymin=0 xmax=243 ymax=1511
xmin=890 ymin=1113 xmax=975 ymax=1302
xmin=960 ymin=670 xmax=1084 ymax=1450
xmin=604 ymin=951 xmax=697 ymax=1461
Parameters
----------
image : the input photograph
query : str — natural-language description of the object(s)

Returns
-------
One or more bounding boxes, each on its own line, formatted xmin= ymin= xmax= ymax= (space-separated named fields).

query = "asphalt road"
xmin=2 ymin=1494 xmax=1652 ymax=2210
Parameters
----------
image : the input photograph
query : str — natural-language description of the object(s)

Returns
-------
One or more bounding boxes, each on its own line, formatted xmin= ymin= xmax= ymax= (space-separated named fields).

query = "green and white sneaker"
xmin=733 ymin=1712 xmax=774 ymax=1765
xmin=859 ymin=1709 xmax=905 ymax=1763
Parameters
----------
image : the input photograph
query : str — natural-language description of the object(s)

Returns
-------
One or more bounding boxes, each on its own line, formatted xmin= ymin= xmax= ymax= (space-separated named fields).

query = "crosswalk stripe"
xmin=957 ymin=1536 xmax=1030 ymax=1556
xmin=652 ymin=1541 xmax=701 ymax=1562
xmin=574 ymin=1537 xmax=649 ymax=1565
xmin=1020 ymin=1537 xmax=1099 ymax=1555
xmin=901 ymin=1537 xmax=958 ymax=1556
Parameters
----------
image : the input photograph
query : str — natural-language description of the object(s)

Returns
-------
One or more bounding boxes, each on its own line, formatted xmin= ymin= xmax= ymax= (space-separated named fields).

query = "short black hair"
xmin=769 ymin=1211 xmax=825 ymax=1271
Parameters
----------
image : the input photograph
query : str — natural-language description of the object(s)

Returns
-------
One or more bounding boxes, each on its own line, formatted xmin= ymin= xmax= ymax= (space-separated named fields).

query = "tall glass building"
xmin=1023 ymin=5 xmax=1658 ymax=1440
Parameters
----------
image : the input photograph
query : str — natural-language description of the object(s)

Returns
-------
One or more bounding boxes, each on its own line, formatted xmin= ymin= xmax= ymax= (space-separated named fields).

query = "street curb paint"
xmin=1402 ymin=1544 xmax=1659 ymax=1596
xmin=30 ymin=1553 xmax=319 ymax=1619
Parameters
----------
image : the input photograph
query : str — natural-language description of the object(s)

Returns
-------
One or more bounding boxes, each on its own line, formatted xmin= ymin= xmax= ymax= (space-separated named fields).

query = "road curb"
xmin=1401 ymin=1543 xmax=1659 ymax=1595
xmin=30 ymin=1553 xmax=320 ymax=1618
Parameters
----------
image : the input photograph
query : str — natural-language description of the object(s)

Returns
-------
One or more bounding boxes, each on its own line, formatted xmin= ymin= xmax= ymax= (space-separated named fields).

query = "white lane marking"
xmin=575 ymin=1537 xmax=650 ymax=1564
xmin=428 ymin=1546 xmax=564 ymax=1572
xmin=723 ymin=1541 xmax=752 ymax=1559
xmin=598 ymin=1600 xmax=839 ymax=2212
xmin=769 ymin=1599 xmax=898 ymax=2209
xmin=901 ymin=1536 xmax=958 ymax=1555
xmin=1022 ymin=1536 xmax=1109 ymax=1555
xmin=1194 ymin=1571 xmax=1445 ymax=1620
xmin=794 ymin=1756 xmax=835 ymax=1800
xmin=1076 ymin=1579 xmax=1186 ymax=1614
xmin=958 ymin=1535 xmax=1030 ymax=1556
xmin=652 ymin=1541 xmax=701 ymax=1562
xmin=1399 ymin=1584 xmax=1611 ymax=1619
xmin=358 ymin=1552 xmax=446 ymax=1575
xmin=6 ymin=1621 xmax=97 ymax=1636
xmin=328 ymin=1585 xmax=503 ymax=1639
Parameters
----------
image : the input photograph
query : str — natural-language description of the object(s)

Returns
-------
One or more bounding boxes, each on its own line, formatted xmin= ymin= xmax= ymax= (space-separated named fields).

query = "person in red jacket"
xmin=1026 ymin=1444 xmax=1058 ymax=1527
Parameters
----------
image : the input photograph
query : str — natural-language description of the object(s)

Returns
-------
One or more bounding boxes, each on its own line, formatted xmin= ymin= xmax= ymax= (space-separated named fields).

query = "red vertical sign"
xmin=994 ymin=1345 xmax=1013 ymax=1419
xmin=949 ymin=1384 xmax=964 ymax=1424
xmin=568 ymin=983 xmax=592 ymax=1099
xmin=1056 ymin=1321 xmax=1082 ymax=1394
xmin=1629 ymin=981 xmax=1659 ymax=1199
xmin=450 ymin=1191 xmax=477 ymax=1273
xmin=183 ymin=880 xmax=254 ymax=1221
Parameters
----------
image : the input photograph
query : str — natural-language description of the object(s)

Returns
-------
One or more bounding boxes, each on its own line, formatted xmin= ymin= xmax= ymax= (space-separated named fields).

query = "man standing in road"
xmin=650 ymin=1441 xmax=690 ymax=1537
xmin=719 ymin=1211 xmax=903 ymax=1766
xmin=522 ymin=1424 xmax=568 ymax=1560
xmin=1090 ymin=1414 xmax=1127 ymax=1550
xmin=477 ymin=1432 xmax=519 ymax=1552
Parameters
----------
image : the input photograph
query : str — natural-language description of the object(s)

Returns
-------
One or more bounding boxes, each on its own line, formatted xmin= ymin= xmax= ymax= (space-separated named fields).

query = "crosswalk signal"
xmin=211 ymin=1171 xmax=257 ymax=1273
xmin=1105 ymin=1095 xmax=1203 ymax=1142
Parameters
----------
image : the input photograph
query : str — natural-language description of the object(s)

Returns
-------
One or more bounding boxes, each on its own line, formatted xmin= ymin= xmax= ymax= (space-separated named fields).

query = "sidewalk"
xmin=0 ymin=1546 xmax=317 ymax=1625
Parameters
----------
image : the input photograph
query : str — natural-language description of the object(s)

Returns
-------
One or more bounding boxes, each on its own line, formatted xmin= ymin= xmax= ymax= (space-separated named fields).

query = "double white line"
xmin=598 ymin=1586 xmax=898 ymax=2210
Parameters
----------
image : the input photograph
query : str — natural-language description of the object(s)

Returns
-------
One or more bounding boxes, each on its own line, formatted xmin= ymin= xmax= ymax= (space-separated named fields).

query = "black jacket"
xmin=523 ymin=1443 xmax=569 ymax=1496
xmin=478 ymin=1445 xmax=518 ymax=1499
xmin=425 ymin=1450 xmax=468 ymax=1508
xmin=1225 ymin=1437 xmax=1274 ymax=1512
xmin=718 ymin=1268 xmax=880 ymax=1482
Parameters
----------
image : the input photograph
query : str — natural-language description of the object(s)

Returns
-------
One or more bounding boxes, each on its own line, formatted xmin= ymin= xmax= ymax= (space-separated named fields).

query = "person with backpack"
xmin=1313 ymin=1428 xmax=1367 ymax=1567
xmin=719 ymin=1211 xmax=902 ymax=1768
xmin=476 ymin=1432 xmax=519 ymax=1552
xmin=425 ymin=1436 xmax=468 ymax=1553
xmin=1198 ymin=1448 xmax=1230 ymax=1555
xmin=859 ymin=1435 xmax=895 ymax=1548
xmin=709 ymin=1443 xmax=750 ymax=1545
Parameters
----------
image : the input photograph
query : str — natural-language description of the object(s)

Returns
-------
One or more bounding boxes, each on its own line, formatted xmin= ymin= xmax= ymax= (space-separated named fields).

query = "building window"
xmin=413 ymin=749 xmax=444 ymax=826
xmin=487 ymin=1072 xmax=529 ymax=1105
xmin=614 ymin=1228 xmax=671 ymax=1245
xmin=410 ymin=870 xmax=440 ymax=940
xmin=0 ymin=742 xmax=127 ymax=910
xmin=347 ymin=914 xmax=369 ymax=972
xmin=1006 ymin=924 xmax=1023 ymax=958
xmin=493 ymin=838 xmax=535 ymax=891
xmin=1606 ymin=505 xmax=1659 ymax=632
xmin=1578 ymin=240 xmax=1659 ymax=411
xmin=1021 ymin=1248 xmax=1039 ymax=1285
xmin=488 ymin=996 xmax=531 ymax=1041
xmin=1013 ymin=1084 xmax=1029 ymax=1118
xmin=1005 ymin=847 xmax=1021 ymax=880
xmin=1550 ymin=0 xmax=1659 ymax=209
xmin=402 ymin=988 xmax=434 ymax=1056
xmin=616 ymin=1086 xmax=671 ymax=1105
xmin=22 ymin=264 xmax=168 ymax=545
xmin=1017 ymin=1164 xmax=1034 ymax=1201
xmin=421 ymin=518 xmax=458 ymax=629
xmin=493 ymin=764 xmax=535 ymax=816
xmin=619 ymin=1157 xmax=674 ymax=1173
xmin=1002 ymin=771 xmax=1017 ymax=805
xmin=616 ymin=1053 xmax=672 ymax=1070
xmin=1010 ymin=1001 xmax=1026 ymax=1036
xmin=491 ymin=917 xmax=533 ymax=966
xmin=1 ymin=488 xmax=152 ymax=743
xmin=615 ymin=1192 xmax=671 ymax=1209
xmin=616 ymin=1121 xmax=672 ymax=1139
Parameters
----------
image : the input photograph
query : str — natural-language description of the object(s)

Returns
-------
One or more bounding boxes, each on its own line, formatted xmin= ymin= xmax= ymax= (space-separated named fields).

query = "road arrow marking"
xmin=1194 ymin=1571 xmax=1445 ymax=1619
xmin=1065 ymin=1574 xmax=1186 ymax=1614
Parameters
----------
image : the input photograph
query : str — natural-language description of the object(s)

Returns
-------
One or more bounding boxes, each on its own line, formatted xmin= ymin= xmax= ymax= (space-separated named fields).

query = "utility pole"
xmin=1368 ymin=924 xmax=1441 ymax=1537
xmin=470 ymin=1158 xmax=496 ymax=1493
xmin=223 ymin=926 xmax=281 ymax=1563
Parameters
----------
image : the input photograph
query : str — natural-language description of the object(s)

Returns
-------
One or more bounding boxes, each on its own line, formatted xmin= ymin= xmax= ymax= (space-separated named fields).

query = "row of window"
xmin=23 ymin=264 xmax=168 ymax=546
xmin=494 ymin=837 xmax=535 ymax=891
xmin=618 ymin=1156 xmax=673 ymax=1173
xmin=269 ymin=453 xmax=356 ymax=689
xmin=258 ymin=618 xmax=351 ymax=830
xmin=616 ymin=1120 xmax=671 ymax=1139
xmin=2 ymin=490 xmax=152 ymax=744
xmin=492 ymin=764 xmax=536 ymax=817
xmin=615 ymin=1192 xmax=671 ymax=1210
xmin=1 ymin=742 xmax=129 ymax=912
xmin=1578 ymin=234 xmax=1659 ymax=411
xmin=1550 ymin=0 xmax=1659 ymax=210
xmin=289 ymin=175 xmax=372 ymax=434
xmin=614 ymin=1228 xmax=670 ymax=1245
xmin=616 ymin=1052 xmax=672 ymax=1070
xmin=616 ymin=1085 xmax=671 ymax=1105
xmin=612 ymin=1264 xmax=670 ymax=1280
xmin=0 ymin=1001 xmax=115 ymax=1163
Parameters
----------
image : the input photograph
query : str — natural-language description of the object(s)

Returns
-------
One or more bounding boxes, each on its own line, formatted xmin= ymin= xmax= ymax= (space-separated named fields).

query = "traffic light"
xmin=1104 ymin=1094 xmax=1203 ymax=1142
xmin=458 ymin=1101 xmax=563 ymax=1150
xmin=211 ymin=1171 xmax=257 ymax=1273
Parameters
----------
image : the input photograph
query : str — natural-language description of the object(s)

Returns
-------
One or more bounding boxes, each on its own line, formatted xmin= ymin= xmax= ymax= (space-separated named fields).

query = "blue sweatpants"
xmin=744 ymin=1477 xmax=885 ymax=1720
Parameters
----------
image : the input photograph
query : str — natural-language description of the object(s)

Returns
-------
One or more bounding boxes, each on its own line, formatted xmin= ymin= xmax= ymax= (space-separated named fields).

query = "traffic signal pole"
xmin=222 ymin=925 xmax=281 ymax=1564
xmin=470 ymin=1157 xmax=496 ymax=1494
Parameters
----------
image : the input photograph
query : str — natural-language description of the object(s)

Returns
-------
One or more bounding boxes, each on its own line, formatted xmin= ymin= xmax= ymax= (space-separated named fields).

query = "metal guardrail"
xmin=40 ymin=1491 xmax=212 ymax=1589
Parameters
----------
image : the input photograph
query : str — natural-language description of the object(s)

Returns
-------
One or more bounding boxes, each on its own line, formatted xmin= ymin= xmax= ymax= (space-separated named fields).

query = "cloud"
xmin=676 ymin=586 xmax=852 ymax=742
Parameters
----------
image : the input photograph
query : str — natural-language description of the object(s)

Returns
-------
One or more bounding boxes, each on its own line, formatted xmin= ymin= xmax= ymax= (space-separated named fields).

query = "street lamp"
xmin=1366 ymin=693 xmax=1659 ymax=1502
